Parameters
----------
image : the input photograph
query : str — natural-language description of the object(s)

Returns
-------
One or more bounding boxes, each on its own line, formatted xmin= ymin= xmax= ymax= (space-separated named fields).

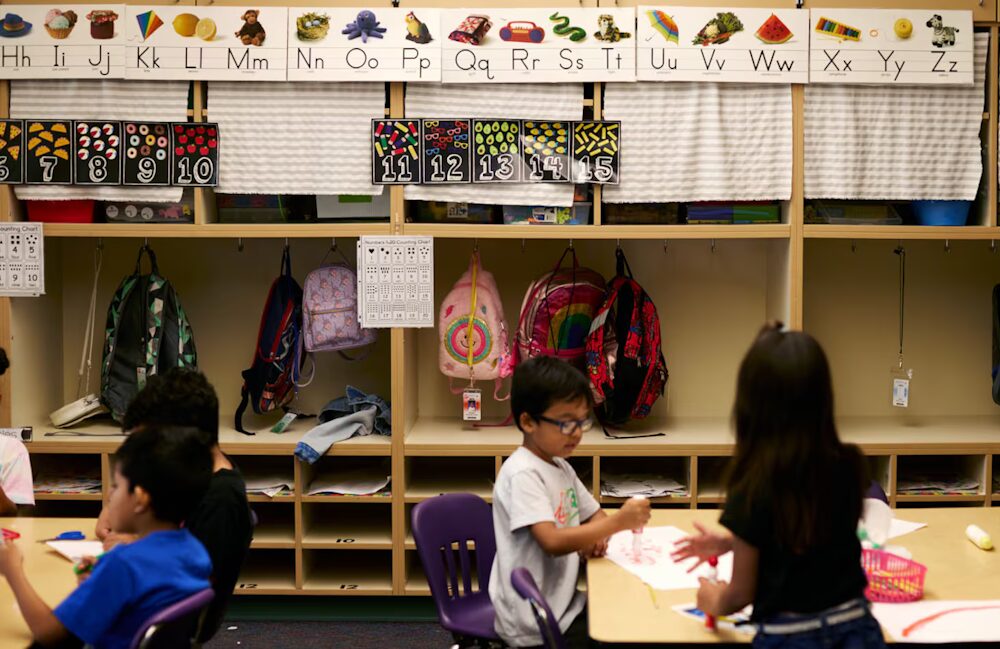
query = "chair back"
xmin=510 ymin=568 xmax=567 ymax=649
xmin=130 ymin=588 xmax=214 ymax=649
xmin=866 ymin=480 xmax=889 ymax=504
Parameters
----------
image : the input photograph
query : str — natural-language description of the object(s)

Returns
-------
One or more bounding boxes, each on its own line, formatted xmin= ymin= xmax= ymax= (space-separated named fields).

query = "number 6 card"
xmin=170 ymin=123 xmax=220 ymax=187
xmin=123 ymin=122 xmax=172 ymax=186
xmin=74 ymin=121 xmax=122 ymax=186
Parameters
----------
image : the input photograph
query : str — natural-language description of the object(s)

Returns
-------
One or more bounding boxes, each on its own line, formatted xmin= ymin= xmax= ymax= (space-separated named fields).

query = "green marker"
xmin=73 ymin=552 xmax=105 ymax=575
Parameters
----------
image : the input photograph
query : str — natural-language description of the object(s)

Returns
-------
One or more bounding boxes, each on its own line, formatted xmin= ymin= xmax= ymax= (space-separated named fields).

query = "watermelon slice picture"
xmin=755 ymin=13 xmax=793 ymax=44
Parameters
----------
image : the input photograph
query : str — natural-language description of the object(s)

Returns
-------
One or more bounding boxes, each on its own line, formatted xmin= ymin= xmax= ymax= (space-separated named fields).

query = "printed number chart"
xmin=357 ymin=236 xmax=433 ymax=328
xmin=0 ymin=223 xmax=44 ymax=296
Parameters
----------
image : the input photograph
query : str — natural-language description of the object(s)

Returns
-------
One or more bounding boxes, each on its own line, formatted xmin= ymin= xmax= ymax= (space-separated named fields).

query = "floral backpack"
xmin=438 ymin=250 xmax=512 ymax=399
xmin=303 ymin=247 xmax=375 ymax=359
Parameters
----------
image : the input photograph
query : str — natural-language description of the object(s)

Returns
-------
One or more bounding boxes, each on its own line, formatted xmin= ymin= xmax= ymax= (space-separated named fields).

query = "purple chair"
xmin=510 ymin=568 xmax=567 ymax=649
xmin=129 ymin=588 xmax=214 ymax=649
xmin=867 ymin=480 xmax=889 ymax=504
xmin=411 ymin=493 xmax=500 ymax=642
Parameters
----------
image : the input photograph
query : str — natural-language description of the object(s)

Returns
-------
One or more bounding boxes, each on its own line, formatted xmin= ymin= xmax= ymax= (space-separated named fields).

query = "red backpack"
xmin=586 ymin=248 xmax=667 ymax=425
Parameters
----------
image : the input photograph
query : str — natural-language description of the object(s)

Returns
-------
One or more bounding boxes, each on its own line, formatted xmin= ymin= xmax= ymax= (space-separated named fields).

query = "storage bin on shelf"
xmin=911 ymin=200 xmax=971 ymax=226
xmin=26 ymin=199 xmax=95 ymax=223
xmin=686 ymin=201 xmax=780 ymax=225
xmin=502 ymin=202 xmax=591 ymax=225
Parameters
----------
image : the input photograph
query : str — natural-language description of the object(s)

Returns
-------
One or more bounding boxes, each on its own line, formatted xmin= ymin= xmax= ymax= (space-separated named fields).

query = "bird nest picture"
xmin=296 ymin=12 xmax=330 ymax=41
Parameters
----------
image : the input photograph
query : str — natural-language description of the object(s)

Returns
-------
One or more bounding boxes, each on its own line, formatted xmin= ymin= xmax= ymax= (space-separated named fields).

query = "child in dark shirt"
xmin=674 ymin=323 xmax=884 ymax=649
xmin=0 ymin=425 xmax=212 ymax=649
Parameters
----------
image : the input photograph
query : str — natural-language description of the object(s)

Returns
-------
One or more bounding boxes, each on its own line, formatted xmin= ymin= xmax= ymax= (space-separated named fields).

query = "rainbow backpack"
xmin=438 ymin=251 xmax=513 ymax=399
xmin=515 ymin=247 xmax=606 ymax=371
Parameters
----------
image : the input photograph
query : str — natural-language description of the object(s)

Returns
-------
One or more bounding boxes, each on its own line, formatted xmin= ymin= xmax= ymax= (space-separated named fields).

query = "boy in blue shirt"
xmin=0 ymin=425 xmax=213 ymax=649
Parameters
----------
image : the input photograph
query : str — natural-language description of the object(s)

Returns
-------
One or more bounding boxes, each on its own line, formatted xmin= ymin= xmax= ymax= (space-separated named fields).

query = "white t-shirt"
xmin=0 ymin=437 xmax=34 ymax=506
xmin=488 ymin=446 xmax=600 ymax=646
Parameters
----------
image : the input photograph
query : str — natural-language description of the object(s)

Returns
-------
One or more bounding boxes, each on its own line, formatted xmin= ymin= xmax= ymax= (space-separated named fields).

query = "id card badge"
xmin=463 ymin=388 xmax=482 ymax=422
xmin=891 ymin=366 xmax=913 ymax=408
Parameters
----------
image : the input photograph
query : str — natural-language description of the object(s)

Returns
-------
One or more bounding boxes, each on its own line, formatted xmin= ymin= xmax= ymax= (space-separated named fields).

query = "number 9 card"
xmin=123 ymin=122 xmax=171 ymax=186
xmin=74 ymin=121 xmax=122 ymax=186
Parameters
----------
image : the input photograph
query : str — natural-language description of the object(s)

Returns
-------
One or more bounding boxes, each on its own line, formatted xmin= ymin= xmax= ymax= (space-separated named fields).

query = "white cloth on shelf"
xmin=404 ymin=83 xmax=583 ymax=207
xmin=209 ymin=81 xmax=384 ymax=195
xmin=10 ymin=80 xmax=188 ymax=202
xmin=807 ymin=32 xmax=988 ymax=200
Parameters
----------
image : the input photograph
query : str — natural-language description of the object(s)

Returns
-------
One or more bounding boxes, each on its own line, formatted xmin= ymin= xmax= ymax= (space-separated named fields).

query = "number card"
xmin=472 ymin=119 xmax=521 ymax=183
xmin=171 ymin=122 xmax=219 ymax=187
xmin=73 ymin=121 xmax=122 ymax=185
xmin=0 ymin=120 xmax=25 ymax=185
xmin=421 ymin=119 xmax=471 ymax=184
xmin=571 ymin=121 xmax=620 ymax=185
xmin=372 ymin=119 xmax=421 ymax=185
xmin=25 ymin=121 xmax=72 ymax=185
xmin=123 ymin=122 xmax=171 ymax=186
xmin=521 ymin=121 xmax=570 ymax=183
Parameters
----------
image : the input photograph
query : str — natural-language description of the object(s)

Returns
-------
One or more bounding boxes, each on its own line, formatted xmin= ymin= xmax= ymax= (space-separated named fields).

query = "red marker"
xmin=705 ymin=556 xmax=719 ymax=631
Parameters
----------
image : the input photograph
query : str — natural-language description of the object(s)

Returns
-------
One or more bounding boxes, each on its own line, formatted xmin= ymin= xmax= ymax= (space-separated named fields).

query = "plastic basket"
xmin=861 ymin=549 xmax=927 ymax=603
xmin=911 ymin=200 xmax=971 ymax=226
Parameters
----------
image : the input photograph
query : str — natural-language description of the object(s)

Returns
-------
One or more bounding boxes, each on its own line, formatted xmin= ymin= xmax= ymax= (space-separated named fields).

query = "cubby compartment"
xmin=300 ymin=456 xmax=392 ymax=501
xmin=599 ymin=456 xmax=690 ymax=504
xmin=993 ymin=455 xmax=1000 ymax=501
xmin=302 ymin=550 xmax=393 ymax=595
xmin=246 ymin=501 xmax=295 ymax=550
xmin=405 ymin=456 xmax=496 ymax=503
xmin=695 ymin=456 xmax=730 ymax=505
xmin=866 ymin=456 xmax=892 ymax=497
xmin=231 ymin=455 xmax=295 ymax=502
xmin=895 ymin=455 xmax=987 ymax=502
xmin=235 ymin=549 xmax=296 ymax=595
xmin=30 ymin=453 xmax=103 ymax=501
xmin=301 ymin=503 xmax=392 ymax=550
xmin=28 ymin=500 xmax=103 ymax=518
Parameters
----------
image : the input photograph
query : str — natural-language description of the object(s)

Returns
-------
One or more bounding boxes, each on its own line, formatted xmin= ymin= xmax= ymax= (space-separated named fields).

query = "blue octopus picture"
xmin=342 ymin=10 xmax=386 ymax=42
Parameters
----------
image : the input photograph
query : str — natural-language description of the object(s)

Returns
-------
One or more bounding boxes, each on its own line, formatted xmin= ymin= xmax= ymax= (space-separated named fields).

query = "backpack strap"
xmin=135 ymin=244 xmax=159 ymax=275
xmin=465 ymin=250 xmax=480 ymax=384
xmin=235 ymin=386 xmax=255 ymax=435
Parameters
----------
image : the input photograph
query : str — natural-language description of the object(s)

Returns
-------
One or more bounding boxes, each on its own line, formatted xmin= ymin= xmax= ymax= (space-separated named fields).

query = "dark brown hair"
xmin=726 ymin=322 xmax=866 ymax=552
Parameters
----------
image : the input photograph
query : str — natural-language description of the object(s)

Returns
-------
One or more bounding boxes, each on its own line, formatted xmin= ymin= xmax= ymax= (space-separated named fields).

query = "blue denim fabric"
xmin=318 ymin=385 xmax=392 ymax=436
xmin=754 ymin=608 xmax=886 ymax=649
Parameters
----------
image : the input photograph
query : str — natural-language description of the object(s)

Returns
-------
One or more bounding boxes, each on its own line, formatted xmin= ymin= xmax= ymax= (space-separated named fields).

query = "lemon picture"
xmin=172 ymin=13 xmax=199 ymax=37
xmin=195 ymin=17 xmax=216 ymax=41
xmin=894 ymin=18 xmax=912 ymax=39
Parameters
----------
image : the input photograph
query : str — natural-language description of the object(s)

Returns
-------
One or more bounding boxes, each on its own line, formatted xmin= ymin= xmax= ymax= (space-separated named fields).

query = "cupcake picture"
xmin=45 ymin=9 xmax=78 ymax=39
xmin=86 ymin=9 xmax=117 ymax=39
xmin=0 ymin=13 xmax=32 ymax=37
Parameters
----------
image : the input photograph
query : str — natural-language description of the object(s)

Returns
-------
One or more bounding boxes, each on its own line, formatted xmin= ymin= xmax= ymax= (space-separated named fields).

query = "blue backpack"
xmin=236 ymin=247 xmax=308 ymax=435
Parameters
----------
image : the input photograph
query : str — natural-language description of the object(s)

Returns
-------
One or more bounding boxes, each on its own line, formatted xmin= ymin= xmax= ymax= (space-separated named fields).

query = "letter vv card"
xmin=571 ymin=121 xmax=620 ymax=185
xmin=372 ymin=120 xmax=421 ymax=184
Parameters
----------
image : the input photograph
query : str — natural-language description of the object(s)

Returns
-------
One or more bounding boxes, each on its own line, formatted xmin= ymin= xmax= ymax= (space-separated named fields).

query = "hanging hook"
xmin=96 ymin=238 xmax=104 ymax=252
xmin=237 ymin=238 xmax=244 ymax=253
xmin=992 ymin=240 xmax=997 ymax=254
xmin=796 ymin=0 xmax=804 ymax=8
xmin=944 ymin=239 xmax=951 ymax=253
xmin=851 ymin=240 xmax=856 ymax=254
xmin=711 ymin=239 xmax=716 ymax=254
xmin=568 ymin=239 xmax=574 ymax=250
xmin=473 ymin=238 xmax=479 ymax=253
xmin=616 ymin=239 xmax=621 ymax=252
xmin=663 ymin=240 xmax=668 ymax=255
xmin=521 ymin=239 xmax=526 ymax=254
xmin=330 ymin=238 xmax=337 ymax=252
xmin=142 ymin=237 xmax=149 ymax=250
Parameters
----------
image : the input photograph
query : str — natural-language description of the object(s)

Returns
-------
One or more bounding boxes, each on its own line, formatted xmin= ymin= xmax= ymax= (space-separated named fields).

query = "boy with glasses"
xmin=489 ymin=356 xmax=651 ymax=648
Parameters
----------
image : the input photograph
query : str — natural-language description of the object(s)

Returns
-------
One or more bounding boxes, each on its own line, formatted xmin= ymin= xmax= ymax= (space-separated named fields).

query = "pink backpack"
xmin=515 ymin=247 xmax=606 ymax=372
xmin=438 ymin=251 xmax=513 ymax=399
xmin=303 ymin=260 xmax=376 ymax=358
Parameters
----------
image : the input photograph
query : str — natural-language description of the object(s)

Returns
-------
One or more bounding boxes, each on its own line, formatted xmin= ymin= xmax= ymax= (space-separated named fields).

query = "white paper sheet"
xmin=888 ymin=518 xmax=927 ymax=540
xmin=243 ymin=475 xmax=293 ymax=499
xmin=672 ymin=603 xmax=756 ymax=635
xmin=601 ymin=473 xmax=687 ymax=498
xmin=872 ymin=601 xmax=1000 ymax=643
xmin=306 ymin=472 xmax=390 ymax=496
xmin=605 ymin=526 xmax=733 ymax=591
xmin=45 ymin=540 xmax=104 ymax=564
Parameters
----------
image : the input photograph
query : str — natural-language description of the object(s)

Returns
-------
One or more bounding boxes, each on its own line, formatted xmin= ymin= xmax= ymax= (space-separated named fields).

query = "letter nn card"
xmin=25 ymin=121 xmax=73 ymax=185
xmin=123 ymin=122 xmax=172 ymax=186
xmin=0 ymin=120 xmax=25 ymax=184
xmin=170 ymin=122 xmax=219 ymax=187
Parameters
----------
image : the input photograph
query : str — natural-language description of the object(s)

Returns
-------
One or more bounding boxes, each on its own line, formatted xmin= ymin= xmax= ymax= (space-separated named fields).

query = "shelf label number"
xmin=238 ymin=583 xmax=257 ymax=589
xmin=335 ymin=537 xmax=355 ymax=544
xmin=339 ymin=584 xmax=358 ymax=590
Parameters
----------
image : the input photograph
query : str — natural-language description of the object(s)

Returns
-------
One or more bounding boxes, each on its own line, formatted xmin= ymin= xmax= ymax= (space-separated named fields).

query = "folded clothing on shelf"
xmin=686 ymin=201 xmax=781 ymax=225
xmin=600 ymin=472 xmax=688 ymax=498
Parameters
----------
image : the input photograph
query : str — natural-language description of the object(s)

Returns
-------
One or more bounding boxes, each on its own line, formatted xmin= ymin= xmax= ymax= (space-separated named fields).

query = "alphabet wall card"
xmin=421 ymin=119 xmax=471 ymax=184
xmin=73 ymin=121 xmax=121 ymax=185
xmin=0 ymin=5 xmax=125 ymax=79
xmin=0 ymin=120 xmax=25 ymax=184
xmin=521 ymin=121 xmax=570 ymax=183
xmin=288 ymin=8 xmax=441 ymax=82
xmin=637 ymin=7 xmax=808 ymax=83
xmin=122 ymin=121 xmax=171 ymax=186
xmin=571 ymin=121 xmax=619 ymax=185
xmin=471 ymin=120 xmax=521 ymax=182
xmin=125 ymin=6 xmax=288 ymax=81
xmin=170 ymin=122 xmax=219 ymax=186
xmin=809 ymin=9 xmax=973 ymax=85
xmin=372 ymin=119 xmax=422 ymax=185
xmin=441 ymin=8 xmax=636 ymax=83
xmin=24 ymin=120 xmax=72 ymax=184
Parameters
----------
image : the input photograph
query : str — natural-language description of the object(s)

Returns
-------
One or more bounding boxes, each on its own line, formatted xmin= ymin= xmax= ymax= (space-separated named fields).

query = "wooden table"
xmin=588 ymin=509 xmax=1000 ymax=645
xmin=0 ymin=518 xmax=96 ymax=647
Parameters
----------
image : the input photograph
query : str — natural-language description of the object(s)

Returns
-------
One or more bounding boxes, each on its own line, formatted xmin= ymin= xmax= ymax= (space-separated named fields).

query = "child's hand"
xmin=671 ymin=522 xmax=732 ymax=572
xmin=617 ymin=497 xmax=651 ymax=532
xmin=74 ymin=555 xmax=98 ymax=584
xmin=696 ymin=577 xmax=727 ymax=617
xmin=580 ymin=537 xmax=609 ymax=559
xmin=0 ymin=539 xmax=23 ymax=578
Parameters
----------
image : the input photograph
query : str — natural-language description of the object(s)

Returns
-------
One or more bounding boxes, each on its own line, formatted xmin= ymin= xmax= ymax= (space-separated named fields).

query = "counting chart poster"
xmin=357 ymin=236 xmax=433 ymax=328
xmin=0 ymin=223 xmax=44 ymax=297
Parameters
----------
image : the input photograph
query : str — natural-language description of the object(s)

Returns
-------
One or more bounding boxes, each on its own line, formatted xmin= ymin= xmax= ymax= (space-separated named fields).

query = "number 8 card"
xmin=74 ymin=121 xmax=122 ymax=186
xmin=123 ymin=122 xmax=171 ymax=186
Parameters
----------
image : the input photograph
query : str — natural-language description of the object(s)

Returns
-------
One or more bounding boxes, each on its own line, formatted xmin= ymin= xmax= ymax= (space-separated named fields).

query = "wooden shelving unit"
xmin=4 ymin=0 xmax=1000 ymax=598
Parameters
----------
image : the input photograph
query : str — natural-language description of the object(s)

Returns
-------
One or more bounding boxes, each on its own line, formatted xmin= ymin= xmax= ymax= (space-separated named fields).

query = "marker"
xmin=705 ymin=556 xmax=719 ymax=631
xmin=73 ymin=552 xmax=105 ymax=576
xmin=630 ymin=495 xmax=647 ymax=560
xmin=966 ymin=524 xmax=994 ymax=551
xmin=1 ymin=528 xmax=19 ymax=540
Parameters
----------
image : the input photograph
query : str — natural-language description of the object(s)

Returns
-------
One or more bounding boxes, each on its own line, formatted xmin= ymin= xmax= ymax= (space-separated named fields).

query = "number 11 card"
xmin=372 ymin=120 xmax=422 ymax=185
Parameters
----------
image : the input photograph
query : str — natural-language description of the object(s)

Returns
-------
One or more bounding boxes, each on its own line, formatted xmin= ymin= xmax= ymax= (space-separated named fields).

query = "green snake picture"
xmin=549 ymin=12 xmax=587 ymax=42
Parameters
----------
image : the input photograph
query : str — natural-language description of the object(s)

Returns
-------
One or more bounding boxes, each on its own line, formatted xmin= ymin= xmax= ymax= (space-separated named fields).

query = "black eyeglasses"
xmin=535 ymin=415 xmax=593 ymax=436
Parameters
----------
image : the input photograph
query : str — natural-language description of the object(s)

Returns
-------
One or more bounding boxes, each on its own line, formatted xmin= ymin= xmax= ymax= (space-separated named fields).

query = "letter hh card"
xmin=288 ymin=8 xmax=441 ymax=82
xmin=637 ymin=7 xmax=808 ymax=83
xmin=441 ymin=8 xmax=636 ymax=83
xmin=0 ymin=120 xmax=25 ymax=184
xmin=24 ymin=120 xmax=72 ymax=184
xmin=123 ymin=122 xmax=171 ymax=186
xmin=125 ymin=5 xmax=287 ymax=81
xmin=0 ymin=4 xmax=125 ymax=79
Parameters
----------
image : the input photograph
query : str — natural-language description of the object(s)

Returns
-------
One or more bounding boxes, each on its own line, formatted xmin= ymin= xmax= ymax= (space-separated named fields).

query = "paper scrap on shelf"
xmin=605 ymin=526 xmax=733 ymax=591
xmin=306 ymin=470 xmax=390 ymax=496
xmin=243 ymin=475 xmax=293 ymax=499
xmin=672 ymin=603 xmax=755 ymax=635
xmin=888 ymin=518 xmax=927 ymax=540
xmin=896 ymin=477 xmax=979 ymax=496
xmin=872 ymin=601 xmax=1000 ymax=643
xmin=33 ymin=477 xmax=102 ymax=495
xmin=601 ymin=473 xmax=687 ymax=498
xmin=46 ymin=540 xmax=105 ymax=564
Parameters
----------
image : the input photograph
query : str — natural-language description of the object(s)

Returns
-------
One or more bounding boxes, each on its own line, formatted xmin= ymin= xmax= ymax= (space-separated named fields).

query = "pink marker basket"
xmin=861 ymin=549 xmax=927 ymax=603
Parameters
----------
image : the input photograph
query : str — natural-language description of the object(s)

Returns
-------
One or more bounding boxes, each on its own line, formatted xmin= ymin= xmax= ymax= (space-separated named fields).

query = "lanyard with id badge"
xmin=462 ymin=257 xmax=482 ymax=422
xmin=891 ymin=246 xmax=913 ymax=408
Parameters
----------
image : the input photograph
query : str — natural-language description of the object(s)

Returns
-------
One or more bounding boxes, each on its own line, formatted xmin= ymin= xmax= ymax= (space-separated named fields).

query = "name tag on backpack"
xmin=463 ymin=388 xmax=482 ymax=422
